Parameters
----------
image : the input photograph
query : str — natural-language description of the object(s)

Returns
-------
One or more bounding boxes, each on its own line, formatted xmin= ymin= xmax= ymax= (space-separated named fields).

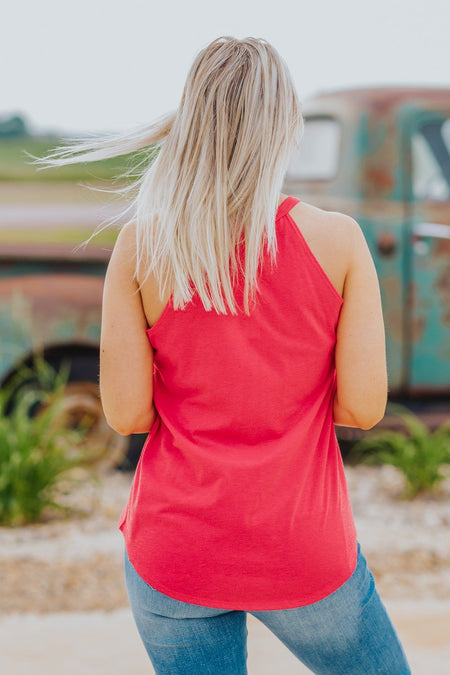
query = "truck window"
xmin=286 ymin=117 xmax=341 ymax=181
xmin=411 ymin=118 xmax=450 ymax=201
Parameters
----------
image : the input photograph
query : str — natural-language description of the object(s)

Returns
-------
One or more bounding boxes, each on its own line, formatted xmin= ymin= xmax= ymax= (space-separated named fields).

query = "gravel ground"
xmin=0 ymin=464 xmax=449 ymax=615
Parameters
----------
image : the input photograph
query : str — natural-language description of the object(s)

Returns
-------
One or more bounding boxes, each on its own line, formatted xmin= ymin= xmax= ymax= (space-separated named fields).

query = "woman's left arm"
xmin=99 ymin=222 xmax=156 ymax=436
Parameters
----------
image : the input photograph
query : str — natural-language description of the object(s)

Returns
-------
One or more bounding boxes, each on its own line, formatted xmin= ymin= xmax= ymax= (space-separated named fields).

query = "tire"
xmin=4 ymin=351 xmax=146 ymax=471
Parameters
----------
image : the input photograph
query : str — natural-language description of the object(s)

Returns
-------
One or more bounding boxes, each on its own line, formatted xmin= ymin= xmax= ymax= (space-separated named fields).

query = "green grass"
xmin=348 ymin=402 xmax=450 ymax=499
xmin=0 ymin=135 xmax=149 ymax=182
xmin=0 ymin=356 xmax=97 ymax=526
xmin=0 ymin=226 xmax=118 ymax=246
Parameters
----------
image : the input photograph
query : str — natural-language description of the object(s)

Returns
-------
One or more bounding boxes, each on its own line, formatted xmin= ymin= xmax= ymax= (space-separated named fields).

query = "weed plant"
xmin=0 ymin=357 xmax=96 ymax=526
xmin=349 ymin=402 xmax=450 ymax=499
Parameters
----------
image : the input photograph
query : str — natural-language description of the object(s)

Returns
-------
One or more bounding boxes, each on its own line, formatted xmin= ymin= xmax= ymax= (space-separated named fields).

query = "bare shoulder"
xmin=291 ymin=200 xmax=371 ymax=262
xmin=289 ymin=200 xmax=357 ymax=244
xmin=287 ymin=201 xmax=358 ymax=296
xmin=109 ymin=220 xmax=146 ymax=280
xmin=114 ymin=221 xmax=137 ymax=257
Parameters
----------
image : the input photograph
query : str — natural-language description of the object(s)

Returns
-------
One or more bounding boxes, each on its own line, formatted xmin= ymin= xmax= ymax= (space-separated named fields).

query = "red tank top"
xmin=119 ymin=196 xmax=358 ymax=610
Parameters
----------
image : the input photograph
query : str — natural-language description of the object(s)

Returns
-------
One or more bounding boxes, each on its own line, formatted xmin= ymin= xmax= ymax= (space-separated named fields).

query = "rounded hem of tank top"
xmin=121 ymin=535 xmax=359 ymax=612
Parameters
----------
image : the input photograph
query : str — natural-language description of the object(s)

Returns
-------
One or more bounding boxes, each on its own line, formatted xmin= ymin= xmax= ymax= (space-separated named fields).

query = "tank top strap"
xmin=276 ymin=196 xmax=301 ymax=221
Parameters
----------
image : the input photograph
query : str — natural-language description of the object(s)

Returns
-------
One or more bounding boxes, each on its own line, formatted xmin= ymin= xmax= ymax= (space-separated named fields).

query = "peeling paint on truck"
xmin=285 ymin=86 xmax=450 ymax=401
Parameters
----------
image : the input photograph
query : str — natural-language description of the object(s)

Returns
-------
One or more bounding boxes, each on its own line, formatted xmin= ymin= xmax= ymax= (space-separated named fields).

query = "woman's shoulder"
xmin=288 ymin=199 xmax=364 ymax=262
xmin=289 ymin=199 xmax=357 ymax=237
xmin=287 ymin=200 xmax=359 ymax=298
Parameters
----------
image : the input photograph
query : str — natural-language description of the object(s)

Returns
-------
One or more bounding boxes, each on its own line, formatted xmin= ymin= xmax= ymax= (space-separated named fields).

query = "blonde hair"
xmin=29 ymin=36 xmax=304 ymax=315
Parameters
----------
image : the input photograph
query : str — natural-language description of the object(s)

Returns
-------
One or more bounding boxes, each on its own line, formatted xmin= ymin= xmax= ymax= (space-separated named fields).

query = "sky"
xmin=3 ymin=0 xmax=450 ymax=135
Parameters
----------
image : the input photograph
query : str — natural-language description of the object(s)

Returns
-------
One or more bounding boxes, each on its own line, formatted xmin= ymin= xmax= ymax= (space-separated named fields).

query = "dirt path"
xmin=0 ymin=466 xmax=449 ymax=614
xmin=0 ymin=465 xmax=449 ymax=673
xmin=0 ymin=602 xmax=448 ymax=674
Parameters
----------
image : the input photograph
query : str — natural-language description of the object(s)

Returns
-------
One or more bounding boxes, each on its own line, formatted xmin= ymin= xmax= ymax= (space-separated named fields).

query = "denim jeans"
xmin=123 ymin=542 xmax=411 ymax=674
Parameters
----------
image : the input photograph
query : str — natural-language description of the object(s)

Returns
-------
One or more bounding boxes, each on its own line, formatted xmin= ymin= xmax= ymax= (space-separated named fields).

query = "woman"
xmin=34 ymin=36 xmax=411 ymax=675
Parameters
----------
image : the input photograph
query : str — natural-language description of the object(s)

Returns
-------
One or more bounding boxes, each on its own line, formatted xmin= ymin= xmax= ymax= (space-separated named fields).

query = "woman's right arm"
xmin=333 ymin=215 xmax=388 ymax=430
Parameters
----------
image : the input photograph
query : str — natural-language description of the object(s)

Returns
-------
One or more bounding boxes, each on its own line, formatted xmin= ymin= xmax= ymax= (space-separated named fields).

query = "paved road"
xmin=0 ymin=600 xmax=448 ymax=674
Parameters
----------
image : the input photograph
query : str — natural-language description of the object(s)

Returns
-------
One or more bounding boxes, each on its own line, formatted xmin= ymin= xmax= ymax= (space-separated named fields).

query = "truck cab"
xmin=1 ymin=87 xmax=449 ymax=459
xmin=284 ymin=86 xmax=450 ymax=435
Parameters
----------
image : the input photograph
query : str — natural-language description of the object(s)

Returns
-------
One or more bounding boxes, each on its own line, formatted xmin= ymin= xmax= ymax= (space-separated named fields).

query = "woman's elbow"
xmin=104 ymin=405 xmax=157 ymax=436
xmin=333 ymin=394 xmax=387 ymax=430
xmin=357 ymin=411 xmax=385 ymax=430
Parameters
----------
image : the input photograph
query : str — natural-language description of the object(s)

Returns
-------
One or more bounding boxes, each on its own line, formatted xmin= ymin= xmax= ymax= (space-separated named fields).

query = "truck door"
xmin=401 ymin=107 xmax=450 ymax=393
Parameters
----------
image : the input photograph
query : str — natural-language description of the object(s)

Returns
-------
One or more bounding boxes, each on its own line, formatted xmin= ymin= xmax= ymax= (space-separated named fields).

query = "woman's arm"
xmin=333 ymin=215 xmax=388 ymax=430
xmin=99 ymin=222 xmax=156 ymax=436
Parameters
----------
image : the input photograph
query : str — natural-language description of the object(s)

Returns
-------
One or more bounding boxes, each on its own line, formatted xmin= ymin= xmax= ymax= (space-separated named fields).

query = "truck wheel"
xmin=36 ymin=379 xmax=128 ymax=470
xmin=53 ymin=353 xmax=147 ymax=470
xmin=5 ymin=352 xmax=146 ymax=471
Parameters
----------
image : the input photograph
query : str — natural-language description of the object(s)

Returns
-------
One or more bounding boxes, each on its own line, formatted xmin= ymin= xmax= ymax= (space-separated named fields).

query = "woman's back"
xmin=34 ymin=33 xmax=408 ymax=672
xmin=119 ymin=195 xmax=358 ymax=610
xmin=137 ymin=194 xmax=387 ymax=432
xmin=138 ymin=194 xmax=348 ymax=324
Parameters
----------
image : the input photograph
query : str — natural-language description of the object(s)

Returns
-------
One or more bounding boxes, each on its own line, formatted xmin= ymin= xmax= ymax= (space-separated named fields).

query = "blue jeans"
xmin=123 ymin=542 xmax=411 ymax=674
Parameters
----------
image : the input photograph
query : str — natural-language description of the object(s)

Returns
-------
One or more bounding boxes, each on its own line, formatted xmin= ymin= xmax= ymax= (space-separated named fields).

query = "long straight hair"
xmin=29 ymin=36 xmax=304 ymax=315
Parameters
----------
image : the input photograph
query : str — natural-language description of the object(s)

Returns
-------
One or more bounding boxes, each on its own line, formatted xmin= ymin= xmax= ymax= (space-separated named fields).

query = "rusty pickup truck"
xmin=285 ymin=85 xmax=450 ymax=438
xmin=1 ymin=86 xmax=449 ymax=460
xmin=0 ymin=233 xmax=139 ymax=467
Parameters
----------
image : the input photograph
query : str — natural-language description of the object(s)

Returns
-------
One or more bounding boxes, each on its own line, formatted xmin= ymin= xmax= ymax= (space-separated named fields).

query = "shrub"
xmin=0 ymin=357 xmax=96 ymax=526
xmin=348 ymin=402 xmax=450 ymax=499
